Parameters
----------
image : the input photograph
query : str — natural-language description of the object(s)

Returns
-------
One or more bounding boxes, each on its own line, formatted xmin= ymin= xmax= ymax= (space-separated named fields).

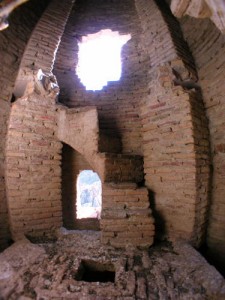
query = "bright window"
xmin=76 ymin=29 xmax=131 ymax=91
xmin=76 ymin=170 xmax=102 ymax=219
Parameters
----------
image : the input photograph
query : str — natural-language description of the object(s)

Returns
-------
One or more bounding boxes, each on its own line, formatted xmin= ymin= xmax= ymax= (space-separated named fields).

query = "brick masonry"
xmin=5 ymin=79 xmax=62 ymax=240
xmin=0 ymin=0 xmax=223 ymax=265
xmin=0 ymin=0 xmax=50 ymax=250
xmin=57 ymin=105 xmax=154 ymax=247
xmin=0 ymin=1 xmax=71 ymax=248
xmin=180 ymin=15 xmax=225 ymax=267
xmin=1 ymin=233 xmax=225 ymax=299
xmin=136 ymin=0 xmax=210 ymax=246
xmin=54 ymin=0 xmax=144 ymax=155
xmin=101 ymin=183 xmax=154 ymax=247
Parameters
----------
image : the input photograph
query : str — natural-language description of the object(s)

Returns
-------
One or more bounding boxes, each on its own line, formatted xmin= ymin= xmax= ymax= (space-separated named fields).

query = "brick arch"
xmin=56 ymin=106 xmax=105 ymax=182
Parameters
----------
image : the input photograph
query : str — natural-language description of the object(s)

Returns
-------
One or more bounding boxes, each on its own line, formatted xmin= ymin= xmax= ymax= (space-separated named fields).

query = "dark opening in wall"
xmin=75 ymin=260 xmax=115 ymax=283
xmin=61 ymin=143 xmax=77 ymax=229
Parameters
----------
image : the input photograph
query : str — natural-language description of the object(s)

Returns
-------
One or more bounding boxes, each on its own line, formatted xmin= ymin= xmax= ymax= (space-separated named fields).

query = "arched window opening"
xmin=76 ymin=29 xmax=131 ymax=91
xmin=76 ymin=170 xmax=102 ymax=219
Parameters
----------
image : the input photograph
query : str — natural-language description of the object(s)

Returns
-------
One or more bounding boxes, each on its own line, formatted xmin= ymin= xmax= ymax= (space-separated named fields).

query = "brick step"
xmin=99 ymin=153 xmax=144 ymax=183
xmin=101 ymin=184 xmax=154 ymax=247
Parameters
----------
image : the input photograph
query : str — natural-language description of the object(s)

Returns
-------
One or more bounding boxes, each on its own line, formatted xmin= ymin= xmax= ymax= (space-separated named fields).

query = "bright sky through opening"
xmin=76 ymin=170 xmax=102 ymax=219
xmin=76 ymin=29 xmax=131 ymax=91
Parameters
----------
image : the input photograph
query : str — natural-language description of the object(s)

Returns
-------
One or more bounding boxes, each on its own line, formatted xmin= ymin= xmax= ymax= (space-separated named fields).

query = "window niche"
xmin=76 ymin=170 xmax=102 ymax=220
xmin=61 ymin=143 xmax=101 ymax=230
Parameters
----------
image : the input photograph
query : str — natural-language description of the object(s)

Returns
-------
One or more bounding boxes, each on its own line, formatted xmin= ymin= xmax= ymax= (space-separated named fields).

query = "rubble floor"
xmin=0 ymin=230 xmax=225 ymax=299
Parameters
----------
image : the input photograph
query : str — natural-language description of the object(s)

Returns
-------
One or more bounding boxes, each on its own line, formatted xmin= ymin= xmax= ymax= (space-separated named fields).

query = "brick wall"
xmin=14 ymin=0 xmax=74 ymax=99
xmin=61 ymin=144 xmax=100 ymax=230
xmin=0 ymin=101 xmax=11 ymax=250
xmin=5 ymin=91 xmax=62 ymax=239
xmin=0 ymin=0 xmax=50 ymax=250
xmin=135 ymin=0 xmax=210 ymax=246
xmin=101 ymin=183 xmax=154 ymax=247
xmin=0 ymin=0 xmax=216 ymax=251
xmin=54 ymin=0 xmax=144 ymax=155
xmin=18 ymin=0 xmax=74 ymax=73
xmin=57 ymin=106 xmax=144 ymax=185
xmin=54 ymin=0 xmax=211 ymax=246
xmin=180 ymin=16 xmax=225 ymax=267
xmin=2 ymin=0 xmax=72 ymax=238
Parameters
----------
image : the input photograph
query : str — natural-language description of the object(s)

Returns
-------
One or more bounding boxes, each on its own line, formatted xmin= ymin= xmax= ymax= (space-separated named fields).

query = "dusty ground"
xmin=0 ymin=230 xmax=225 ymax=299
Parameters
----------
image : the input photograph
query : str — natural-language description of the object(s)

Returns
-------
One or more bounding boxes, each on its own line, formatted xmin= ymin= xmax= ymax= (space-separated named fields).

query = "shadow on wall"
xmin=61 ymin=142 xmax=78 ymax=229
xmin=148 ymin=189 xmax=166 ymax=241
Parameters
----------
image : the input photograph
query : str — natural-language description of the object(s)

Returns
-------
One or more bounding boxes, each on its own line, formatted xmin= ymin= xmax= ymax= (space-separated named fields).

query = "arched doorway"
xmin=61 ymin=143 xmax=101 ymax=230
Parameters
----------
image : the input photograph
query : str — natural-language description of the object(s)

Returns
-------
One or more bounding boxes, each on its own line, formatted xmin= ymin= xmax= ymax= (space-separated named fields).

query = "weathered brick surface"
xmin=0 ymin=1 xmax=50 ymax=102
xmin=54 ymin=0 xmax=144 ymax=155
xmin=1 ymin=234 xmax=225 ymax=299
xmin=5 ymin=91 xmax=62 ymax=239
xmin=101 ymin=184 xmax=154 ymax=247
xmin=0 ymin=0 xmax=50 ymax=250
xmin=0 ymin=0 xmax=73 ymax=245
xmin=4 ymin=67 xmax=150 ymax=246
xmin=18 ymin=0 xmax=74 ymax=73
xmin=0 ymin=0 xmax=220 ymax=256
xmin=136 ymin=0 xmax=210 ymax=246
xmin=14 ymin=0 xmax=74 ymax=99
xmin=58 ymin=105 xmax=153 ymax=246
xmin=0 ymin=100 xmax=11 ymax=250
xmin=101 ymin=153 xmax=144 ymax=183
xmin=57 ymin=106 xmax=144 ymax=184
xmin=57 ymin=106 xmax=99 ymax=164
xmin=180 ymin=16 xmax=225 ymax=267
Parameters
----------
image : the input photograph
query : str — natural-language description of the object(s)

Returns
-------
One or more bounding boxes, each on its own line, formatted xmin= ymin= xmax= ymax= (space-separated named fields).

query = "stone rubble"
xmin=0 ymin=230 xmax=224 ymax=299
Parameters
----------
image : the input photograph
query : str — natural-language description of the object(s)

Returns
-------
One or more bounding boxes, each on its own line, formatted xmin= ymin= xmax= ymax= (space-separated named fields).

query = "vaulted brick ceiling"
xmin=1 ymin=0 xmax=225 ymax=33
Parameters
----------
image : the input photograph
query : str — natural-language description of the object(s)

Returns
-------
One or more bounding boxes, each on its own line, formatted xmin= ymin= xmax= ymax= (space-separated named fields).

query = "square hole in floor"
xmin=75 ymin=259 xmax=115 ymax=283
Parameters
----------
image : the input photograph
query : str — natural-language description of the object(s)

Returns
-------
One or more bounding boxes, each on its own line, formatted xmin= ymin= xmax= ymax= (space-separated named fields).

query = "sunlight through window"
xmin=76 ymin=170 xmax=102 ymax=219
xmin=76 ymin=29 xmax=131 ymax=91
